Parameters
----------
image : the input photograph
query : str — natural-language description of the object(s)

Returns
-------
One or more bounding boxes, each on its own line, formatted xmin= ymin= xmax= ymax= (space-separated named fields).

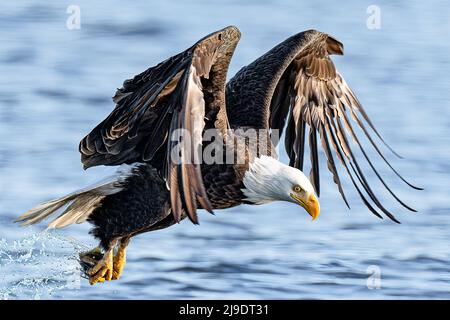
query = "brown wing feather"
xmin=226 ymin=29 xmax=420 ymax=222
xmin=80 ymin=26 xmax=241 ymax=224
xmin=288 ymin=34 xmax=419 ymax=221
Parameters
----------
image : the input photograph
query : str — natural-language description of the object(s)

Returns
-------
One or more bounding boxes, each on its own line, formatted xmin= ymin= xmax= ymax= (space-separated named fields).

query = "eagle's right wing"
xmin=79 ymin=26 xmax=241 ymax=223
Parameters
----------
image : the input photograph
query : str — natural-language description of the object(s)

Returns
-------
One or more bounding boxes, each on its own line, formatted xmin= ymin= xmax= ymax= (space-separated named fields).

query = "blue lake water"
xmin=0 ymin=0 xmax=449 ymax=299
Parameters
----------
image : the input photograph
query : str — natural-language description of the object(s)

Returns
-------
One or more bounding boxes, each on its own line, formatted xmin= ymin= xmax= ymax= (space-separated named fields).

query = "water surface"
xmin=0 ymin=0 xmax=449 ymax=299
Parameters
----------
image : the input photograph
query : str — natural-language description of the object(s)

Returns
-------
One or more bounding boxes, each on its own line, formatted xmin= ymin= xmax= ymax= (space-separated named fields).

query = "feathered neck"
xmin=241 ymin=156 xmax=291 ymax=204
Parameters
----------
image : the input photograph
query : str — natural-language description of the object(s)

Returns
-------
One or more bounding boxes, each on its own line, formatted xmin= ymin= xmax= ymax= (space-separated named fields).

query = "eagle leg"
xmin=112 ymin=236 xmax=131 ymax=280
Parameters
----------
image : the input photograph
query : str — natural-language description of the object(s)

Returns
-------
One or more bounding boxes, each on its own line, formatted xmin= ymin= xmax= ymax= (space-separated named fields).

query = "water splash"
xmin=0 ymin=232 xmax=89 ymax=300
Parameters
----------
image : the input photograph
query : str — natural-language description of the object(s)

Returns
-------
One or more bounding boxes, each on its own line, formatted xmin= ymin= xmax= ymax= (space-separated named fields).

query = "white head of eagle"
xmin=242 ymin=156 xmax=320 ymax=220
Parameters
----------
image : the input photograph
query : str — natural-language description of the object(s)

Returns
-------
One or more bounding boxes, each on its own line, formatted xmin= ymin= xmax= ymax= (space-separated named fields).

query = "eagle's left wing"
xmin=226 ymin=30 xmax=421 ymax=222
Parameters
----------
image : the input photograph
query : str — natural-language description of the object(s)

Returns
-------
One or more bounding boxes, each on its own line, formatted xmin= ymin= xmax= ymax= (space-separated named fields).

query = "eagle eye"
xmin=293 ymin=185 xmax=302 ymax=193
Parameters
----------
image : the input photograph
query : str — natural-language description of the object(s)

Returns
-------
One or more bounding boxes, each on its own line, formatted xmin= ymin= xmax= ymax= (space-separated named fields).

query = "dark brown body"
xmin=89 ymin=134 xmax=267 ymax=249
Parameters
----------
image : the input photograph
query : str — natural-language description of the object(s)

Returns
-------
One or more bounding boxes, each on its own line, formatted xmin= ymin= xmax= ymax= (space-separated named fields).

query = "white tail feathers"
xmin=16 ymin=164 xmax=140 ymax=229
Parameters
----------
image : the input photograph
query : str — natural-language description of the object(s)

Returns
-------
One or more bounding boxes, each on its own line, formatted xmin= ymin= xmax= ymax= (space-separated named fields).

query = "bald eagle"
xmin=17 ymin=26 xmax=420 ymax=285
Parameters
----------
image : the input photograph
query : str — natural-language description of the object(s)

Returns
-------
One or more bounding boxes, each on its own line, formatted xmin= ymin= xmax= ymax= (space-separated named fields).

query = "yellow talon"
xmin=80 ymin=238 xmax=130 ymax=285
xmin=88 ymin=249 xmax=114 ymax=285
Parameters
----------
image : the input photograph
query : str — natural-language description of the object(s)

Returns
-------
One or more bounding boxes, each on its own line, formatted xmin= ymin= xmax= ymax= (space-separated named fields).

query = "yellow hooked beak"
xmin=290 ymin=193 xmax=320 ymax=221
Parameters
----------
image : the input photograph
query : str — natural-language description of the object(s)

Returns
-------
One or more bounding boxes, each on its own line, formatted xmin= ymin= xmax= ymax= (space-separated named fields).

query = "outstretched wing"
xmin=80 ymin=26 xmax=241 ymax=223
xmin=226 ymin=30 xmax=421 ymax=222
